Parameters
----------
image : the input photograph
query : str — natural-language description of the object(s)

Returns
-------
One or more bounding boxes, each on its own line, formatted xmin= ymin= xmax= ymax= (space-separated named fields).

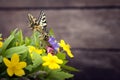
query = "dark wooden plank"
xmin=0 ymin=10 xmax=120 ymax=48
xmin=0 ymin=0 xmax=119 ymax=8
xmin=70 ymin=50 xmax=120 ymax=80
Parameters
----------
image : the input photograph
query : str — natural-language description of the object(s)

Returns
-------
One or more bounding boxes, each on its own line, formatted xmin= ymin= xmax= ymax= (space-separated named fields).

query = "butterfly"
xmin=28 ymin=11 xmax=48 ymax=40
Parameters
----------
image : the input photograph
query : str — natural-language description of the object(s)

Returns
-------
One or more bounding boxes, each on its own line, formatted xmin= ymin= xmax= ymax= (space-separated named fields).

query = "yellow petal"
xmin=66 ymin=44 xmax=71 ymax=49
xmin=56 ymin=59 xmax=63 ymax=64
xmin=63 ymin=44 xmax=70 ymax=51
xmin=49 ymin=63 xmax=60 ymax=69
xmin=48 ymin=53 xmax=53 ymax=58
xmin=28 ymin=46 xmax=35 ymax=53
xmin=0 ymin=41 xmax=3 ymax=48
xmin=61 ymin=40 xmax=65 ymax=44
xmin=11 ymin=54 xmax=19 ymax=65
xmin=59 ymin=40 xmax=65 ymax=47
xmin=67 ymin=50 xmax=74 ymax=58
xmin=43 ymin=62 xmax=50 ymax=66
xmin=42 ymin=56 xmax=49 ymax=61
xmin=7 ymin=68 xmax=14 ymax=77
xmin=14 ymin=69 xmax=25 ymax=76
xmin=17 ymin=62 xmax=27 ymax=69
xmin=3 ymin=58 xmax=11 ymax=67
xmin=35 ymin=49 xmax=43 ymax=54
xmin=42 ymin=53 xmax=52 ymax=61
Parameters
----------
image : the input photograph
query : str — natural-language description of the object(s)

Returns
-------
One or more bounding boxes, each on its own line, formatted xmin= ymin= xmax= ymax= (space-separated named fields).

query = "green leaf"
xmin=49 ymin=28 xmax=54 ymax=36
xmin=25 ymin=52 xmax=32 ymax=65
xmin=26 ymin=53 xmax=43 ymax=72
xmin=4 ymin=45 xmax=28 ymax=58
xmin=25 ymin=65 xmax=33 ymax=71
xmin=1 ymin=35 xmax=14 ymax=54
xmin=20 ymin=51 xmax=28 ymax=61
xmin=0 ymin=56 xmax=3 ymax=63
xmin=62 ymin=65 xmax=79 ymax=72
xmin=48 ymin=70 xmax=74 ymax=80
xmin=32 ymin=52 xmax=43 ymax=68
xmin=10 ymin=28 xmax=18 ymax=35
xmin=56 ymin=53 xmax=66 ymax=60
xmin=21 ymin=52 xmax=33 ymax=71
xmin=31 ymin=31 xmax=40 ymax=47
xmin=15 ymin=30 xmax=24 ymax=45
xmin=56 ymin=53 xmax=68 ymax=65
xmin=25 ymin=37 xmax=30 ymax=45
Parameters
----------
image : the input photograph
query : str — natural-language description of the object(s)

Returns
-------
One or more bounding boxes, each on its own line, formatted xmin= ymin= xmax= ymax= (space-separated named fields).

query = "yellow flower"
xmin=28 ymin=46 xmax=45 ymax=57
xmin=0 ymin=41 xmax=3 ymax=48
xmin=3 ymin=54 xmax=27 ymax=77
xmin=59 ymin=40 xmax=74 ymax=58
xmin=42 ymin=53 xmax=63 ymax=69
xmin=28 ymin=46 xmax=45 ymax=55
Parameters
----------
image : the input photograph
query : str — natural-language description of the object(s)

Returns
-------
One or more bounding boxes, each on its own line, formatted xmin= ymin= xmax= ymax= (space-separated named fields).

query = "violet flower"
xmin=48 ymin=36 xmax=59 ymax=51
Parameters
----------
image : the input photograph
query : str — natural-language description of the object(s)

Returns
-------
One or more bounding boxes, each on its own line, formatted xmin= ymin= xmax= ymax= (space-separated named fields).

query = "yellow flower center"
xmin=49 ymin=58 xmax=56 ymax=63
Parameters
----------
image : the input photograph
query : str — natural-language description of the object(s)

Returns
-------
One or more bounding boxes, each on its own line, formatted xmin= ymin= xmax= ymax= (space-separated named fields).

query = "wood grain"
xmin=0 ymin=0 xmax=119 ymax=8
xmin=0 ymin=10 xmax=120 ymax=48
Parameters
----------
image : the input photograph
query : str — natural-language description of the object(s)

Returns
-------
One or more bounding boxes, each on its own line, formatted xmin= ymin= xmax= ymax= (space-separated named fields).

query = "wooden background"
xmin=0 ymin=0 xmax=120 ymax=80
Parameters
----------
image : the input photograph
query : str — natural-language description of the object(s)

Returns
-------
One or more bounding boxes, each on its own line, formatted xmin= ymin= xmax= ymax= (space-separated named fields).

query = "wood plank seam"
xmin=71 ymin=48 xmax=120 ymax=52
xmin=0 ymin=5 xmax=120 ymax=11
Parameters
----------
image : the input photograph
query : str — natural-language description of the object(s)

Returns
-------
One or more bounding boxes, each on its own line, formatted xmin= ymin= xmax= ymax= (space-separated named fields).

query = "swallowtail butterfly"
xmin=28 ymin=11 xmax=48 ymax=40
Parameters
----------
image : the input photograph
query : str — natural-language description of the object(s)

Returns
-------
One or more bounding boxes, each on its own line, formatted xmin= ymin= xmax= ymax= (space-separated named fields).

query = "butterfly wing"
xmin=38 ymin=11 xmax=47 ymax=31
xmin=28 ymin=13 xmax=38 ymax=30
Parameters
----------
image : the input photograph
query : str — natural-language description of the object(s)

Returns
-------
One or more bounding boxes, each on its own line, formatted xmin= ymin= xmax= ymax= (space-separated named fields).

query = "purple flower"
xmin=48 ymin=36 xmax=59 ymax=51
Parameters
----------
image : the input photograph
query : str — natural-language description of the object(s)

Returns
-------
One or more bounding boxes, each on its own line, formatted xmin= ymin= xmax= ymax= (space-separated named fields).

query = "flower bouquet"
xmin=0 ymin=11 xmax=78 ymax=80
